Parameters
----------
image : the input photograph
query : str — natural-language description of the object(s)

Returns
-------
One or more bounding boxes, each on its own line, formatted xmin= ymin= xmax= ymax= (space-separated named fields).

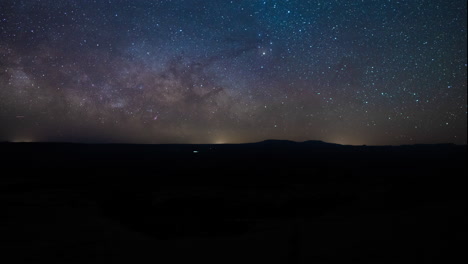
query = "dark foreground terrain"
xmin=0 ymin=141 xmax=466 ymax=263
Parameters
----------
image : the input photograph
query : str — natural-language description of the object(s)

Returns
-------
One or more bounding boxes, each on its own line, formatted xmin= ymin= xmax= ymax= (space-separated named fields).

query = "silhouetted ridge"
xmin=255 ymin=139 xmax=298 ymax=145
xmin=301 ymin=140 xmax=341 ymax=146
xmin=254 ymin=139 xmax=342 ymax=147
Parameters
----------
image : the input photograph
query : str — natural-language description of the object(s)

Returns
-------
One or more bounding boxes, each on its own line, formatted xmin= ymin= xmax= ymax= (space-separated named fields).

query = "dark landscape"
xmin=0 ymin=141 xmax=466 ymax=263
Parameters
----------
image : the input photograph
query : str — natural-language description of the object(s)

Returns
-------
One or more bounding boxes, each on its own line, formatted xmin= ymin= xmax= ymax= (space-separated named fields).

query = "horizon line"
xmin=1 ymin=139 xmax=464 ymax=147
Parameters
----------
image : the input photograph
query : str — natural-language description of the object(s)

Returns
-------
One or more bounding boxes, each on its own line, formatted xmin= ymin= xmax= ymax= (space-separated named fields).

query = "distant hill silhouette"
xmin=254 ymin=139 xmax=338 ymax=145
xmin=302 ymin=140 xmax=342 ymax=146
xmin=253 ymin=139 xmax=298 ymax=145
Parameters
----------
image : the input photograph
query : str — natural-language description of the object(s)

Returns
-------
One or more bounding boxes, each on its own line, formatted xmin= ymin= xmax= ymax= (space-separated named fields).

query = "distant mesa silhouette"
xmin=302 ymin=140 xmax=341 ymax=146
xmin=255 ymin=139 xmax=341 ymax=147
xmin=254 ymin=139 xmax=298 ymax=145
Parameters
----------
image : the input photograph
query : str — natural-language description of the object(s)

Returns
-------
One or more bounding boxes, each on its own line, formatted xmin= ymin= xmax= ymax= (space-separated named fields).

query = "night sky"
xmin=0 ymin=0 xmax=466 ymax=145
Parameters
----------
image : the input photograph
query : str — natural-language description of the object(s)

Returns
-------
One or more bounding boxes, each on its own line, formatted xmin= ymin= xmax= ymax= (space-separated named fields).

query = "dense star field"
xmin=0 ymin=0 xmax=466 ymax=145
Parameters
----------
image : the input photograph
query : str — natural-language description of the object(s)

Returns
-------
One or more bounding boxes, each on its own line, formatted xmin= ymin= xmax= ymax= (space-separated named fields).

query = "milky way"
xmin=0 ymin=0 xmax=466 ymax=145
